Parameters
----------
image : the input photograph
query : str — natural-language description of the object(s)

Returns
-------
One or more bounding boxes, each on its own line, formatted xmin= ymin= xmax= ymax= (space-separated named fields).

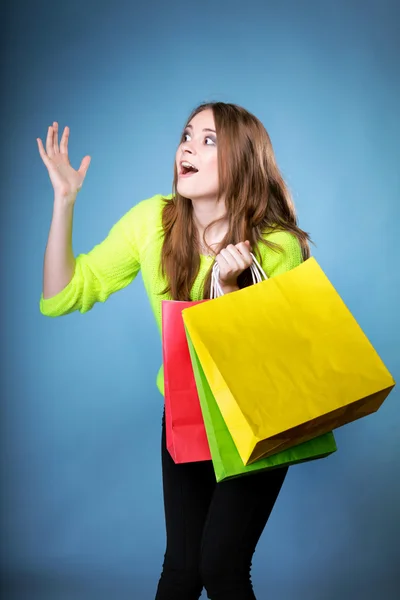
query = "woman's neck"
xmin=191 ymin=197 xmax=228 ymax=250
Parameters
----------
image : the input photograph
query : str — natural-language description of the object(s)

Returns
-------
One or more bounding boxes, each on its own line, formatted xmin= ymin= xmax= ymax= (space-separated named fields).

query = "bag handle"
xmin=210 ymin=252 xmax=268 ymax=299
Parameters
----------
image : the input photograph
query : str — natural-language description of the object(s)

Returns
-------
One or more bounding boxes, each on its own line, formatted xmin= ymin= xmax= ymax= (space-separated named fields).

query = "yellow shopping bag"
xmin=182 ymin=257 xmax=395 ymax=466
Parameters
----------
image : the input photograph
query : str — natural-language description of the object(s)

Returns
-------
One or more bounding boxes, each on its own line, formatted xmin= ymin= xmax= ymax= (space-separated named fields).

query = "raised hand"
xmin=37 ymin=122 xmax=91 ymax=203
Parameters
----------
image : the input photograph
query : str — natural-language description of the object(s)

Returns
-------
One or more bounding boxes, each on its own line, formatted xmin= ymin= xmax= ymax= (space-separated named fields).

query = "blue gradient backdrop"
xmin=1 ymin=0 xmax=399 ymax=598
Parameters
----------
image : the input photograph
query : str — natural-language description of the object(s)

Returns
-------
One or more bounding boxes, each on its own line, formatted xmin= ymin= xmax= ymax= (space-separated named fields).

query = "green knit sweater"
xmin=40 ymin=193 xmax=304 ymax=395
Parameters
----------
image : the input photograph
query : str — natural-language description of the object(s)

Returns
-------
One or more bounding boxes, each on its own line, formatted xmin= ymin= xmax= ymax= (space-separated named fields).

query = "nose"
xmin=181 ymin=139 xmax=196 ymax=155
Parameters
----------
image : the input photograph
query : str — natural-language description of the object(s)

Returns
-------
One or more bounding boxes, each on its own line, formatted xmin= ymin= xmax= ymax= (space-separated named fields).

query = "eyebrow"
xmin=185 ymin=124 xmax=216 ymax=133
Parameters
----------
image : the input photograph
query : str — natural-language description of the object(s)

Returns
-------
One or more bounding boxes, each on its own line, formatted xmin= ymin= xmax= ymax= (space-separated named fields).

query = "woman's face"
xmin=175 ymin=108 xmax=219 ymax=201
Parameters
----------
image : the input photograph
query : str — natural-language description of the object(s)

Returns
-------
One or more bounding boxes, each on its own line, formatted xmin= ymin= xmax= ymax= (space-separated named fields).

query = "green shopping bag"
xmin=185 ymin=327 xmax=337 ymax=482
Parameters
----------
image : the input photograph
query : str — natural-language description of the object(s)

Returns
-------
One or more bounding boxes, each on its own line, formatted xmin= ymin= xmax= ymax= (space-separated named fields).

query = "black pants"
xmin=155 ymin=414 xmax=288 ymax=600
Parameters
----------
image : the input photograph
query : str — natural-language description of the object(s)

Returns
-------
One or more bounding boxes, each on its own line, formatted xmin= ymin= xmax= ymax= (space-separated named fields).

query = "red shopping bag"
xmin=162 ymin=300 xmax=211 ymax=463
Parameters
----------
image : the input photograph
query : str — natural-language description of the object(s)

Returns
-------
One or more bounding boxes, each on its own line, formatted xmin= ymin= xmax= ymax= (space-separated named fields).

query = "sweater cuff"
xmin=39 ymin=279 xmax=75 ymax=317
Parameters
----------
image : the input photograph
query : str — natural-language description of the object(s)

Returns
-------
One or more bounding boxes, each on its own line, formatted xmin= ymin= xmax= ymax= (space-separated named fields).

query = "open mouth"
xmin=179 ymin=161 xmax=199 ymax=177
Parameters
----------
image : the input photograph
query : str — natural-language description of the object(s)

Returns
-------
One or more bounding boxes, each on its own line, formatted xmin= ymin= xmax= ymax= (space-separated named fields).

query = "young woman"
xmin=38 ymin=102 xmax=310 ymax=600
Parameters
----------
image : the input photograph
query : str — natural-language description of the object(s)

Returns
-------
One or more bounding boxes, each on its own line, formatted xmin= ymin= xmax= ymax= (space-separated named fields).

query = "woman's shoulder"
xmin=126 ymin=192 xmax=173 ymax=220
xmin=117 ymin=193 xmax=173 ymax=232
xmin=258 ymin=227 xmax=304 ymax=277
xmin=123 ymin=193 xmax=175 ymax=256
xmin=261 ymin=227 xmax=301 ymax=247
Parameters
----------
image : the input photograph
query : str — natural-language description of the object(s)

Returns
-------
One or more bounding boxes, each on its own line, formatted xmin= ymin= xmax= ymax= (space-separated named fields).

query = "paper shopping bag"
xmin=162 ymin=300 xmax=211 ymax=463
xmin=182 ymin=257 xmax=395 ymax=466
xmin=185 ymin=326 xmax=337 ymax=482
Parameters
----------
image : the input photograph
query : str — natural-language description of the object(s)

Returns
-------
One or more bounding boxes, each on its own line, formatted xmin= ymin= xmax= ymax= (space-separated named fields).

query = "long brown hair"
xmin=161 ymin=102 xmax=311 ymax=300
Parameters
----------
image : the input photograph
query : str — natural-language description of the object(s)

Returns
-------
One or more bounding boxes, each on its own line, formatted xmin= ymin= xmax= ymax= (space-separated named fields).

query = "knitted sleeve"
xmin=39 ymin=204 xmax=141 ymax=317
xmin=260 ymin=229 xmax=304 ymax=278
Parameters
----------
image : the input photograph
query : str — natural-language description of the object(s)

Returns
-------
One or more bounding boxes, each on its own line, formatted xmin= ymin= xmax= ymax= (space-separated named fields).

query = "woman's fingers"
xmin=60 ymin=126 xmax=69 ymax=156
xmin=77 ymin=155 xmax=91 ymax=178
xmin=222 ymin=245 xmax=248 ymax=270
xmin=216 ymin=242 xmax=254 ymax=286
xmin=37 ymin=138 xmax=52 ymax=170
xmin=218 ymin=249 xmax=244 ymax=280
xmin=53 ymin=122 xmax=59 ymax=154
xmin=46 ymin=125 xmax=54 ymax=157
xmin=235 ymin=241 xmax=252 ymax=262
xmin=218 ymin=249 xmax=235 ymax=269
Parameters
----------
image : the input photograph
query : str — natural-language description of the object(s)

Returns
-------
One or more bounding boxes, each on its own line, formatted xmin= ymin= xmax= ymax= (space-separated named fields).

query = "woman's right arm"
xmin=38 ymin=122 xmax=140 ymax=317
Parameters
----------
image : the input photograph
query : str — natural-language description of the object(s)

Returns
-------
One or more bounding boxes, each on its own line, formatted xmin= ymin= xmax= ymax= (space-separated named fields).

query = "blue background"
xmin=1 ymin=0 xmax=399 ymax=598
